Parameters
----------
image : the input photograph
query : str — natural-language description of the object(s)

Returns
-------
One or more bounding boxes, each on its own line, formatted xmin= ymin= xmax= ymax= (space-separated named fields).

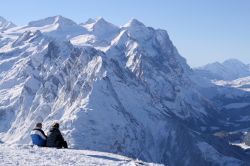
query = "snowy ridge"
xmin=0 ymin=16 xmax=249 ymax=165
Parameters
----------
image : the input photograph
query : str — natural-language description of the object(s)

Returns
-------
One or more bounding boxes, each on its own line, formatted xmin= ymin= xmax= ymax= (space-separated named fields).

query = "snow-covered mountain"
xmin=0 ymin=16 xmax=16 ymax=32
xmin=0 ymin=16 xmax=250 ymax=165
xmin=195 ymin=59 xmax=250 ymax=81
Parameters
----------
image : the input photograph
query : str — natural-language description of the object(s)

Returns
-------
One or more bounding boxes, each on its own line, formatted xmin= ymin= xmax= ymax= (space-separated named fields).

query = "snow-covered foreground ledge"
xmin=0 ymin=144 xmax=162 ymax=166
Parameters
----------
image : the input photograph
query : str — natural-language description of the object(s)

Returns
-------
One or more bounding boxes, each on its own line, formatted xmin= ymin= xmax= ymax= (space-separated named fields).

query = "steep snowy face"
xmin=106 ymin=19 xmax=214 ymax=123
xmin=112 ymin=19 xmax=191 ymax=76
xmin=0 ymin=16 xmax=16 ymax=32
xmin=0 ymin=17 xmax=248 ymax=165
xmin=195 ymin=59 xmax=250 ymax=81
xmin=5 ymin=16 xmax=86 ymax=40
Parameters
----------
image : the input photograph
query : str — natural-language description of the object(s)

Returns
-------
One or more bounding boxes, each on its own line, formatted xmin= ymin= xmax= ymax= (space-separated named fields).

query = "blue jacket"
xmin=30 ymin=128 xmax=47 ymax=147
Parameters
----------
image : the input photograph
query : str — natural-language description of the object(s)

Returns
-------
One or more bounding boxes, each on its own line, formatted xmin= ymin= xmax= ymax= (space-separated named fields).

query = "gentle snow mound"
xmin=0 ymin=144 xmax=162 ymax=166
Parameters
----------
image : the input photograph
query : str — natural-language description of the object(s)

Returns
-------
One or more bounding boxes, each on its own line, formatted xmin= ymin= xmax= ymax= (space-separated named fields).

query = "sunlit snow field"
xmin=0 ymin=144 xmax=162 ymax=166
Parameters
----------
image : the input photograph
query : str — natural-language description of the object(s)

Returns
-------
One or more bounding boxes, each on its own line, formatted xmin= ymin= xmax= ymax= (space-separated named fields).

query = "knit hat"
xmin=52 ymin=122 xmax=59 ymax=128
xmin=36 ymin=122 xmax=42 ymax=128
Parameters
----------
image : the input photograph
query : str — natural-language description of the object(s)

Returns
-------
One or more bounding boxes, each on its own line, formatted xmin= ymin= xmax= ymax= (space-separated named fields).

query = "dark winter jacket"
xmin=30 ymin=127 xmax=47 ymax=147
xmin=46 ymin=127 xmax=65 ymax=148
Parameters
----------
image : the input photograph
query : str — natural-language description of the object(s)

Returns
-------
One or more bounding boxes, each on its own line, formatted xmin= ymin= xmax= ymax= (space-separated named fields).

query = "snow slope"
xmin=0 ymin=144 xmax=161 ymax=166
xmin=214 ymin=76 xmax=250 ymax=92
xmin=0 ymin=16 xmax=249 ymax=165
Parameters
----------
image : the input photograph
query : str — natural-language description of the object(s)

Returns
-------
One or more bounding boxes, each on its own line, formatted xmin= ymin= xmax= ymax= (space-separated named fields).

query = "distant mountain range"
xmin=1 ymin=16 xmax=250 ymax=165
xmin=194 ymin=59 xmax=250 ymax=81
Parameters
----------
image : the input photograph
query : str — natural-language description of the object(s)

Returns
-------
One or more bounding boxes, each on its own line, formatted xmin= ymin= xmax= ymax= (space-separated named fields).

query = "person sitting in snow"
xmin=46 ymin=122 xmax=68 ymax=148
xmin=30 ymin=122 xmax=47 ymax=147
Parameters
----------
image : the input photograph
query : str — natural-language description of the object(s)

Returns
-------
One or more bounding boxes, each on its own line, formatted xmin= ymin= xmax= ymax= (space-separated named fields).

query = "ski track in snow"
xmin=0 ymin=144 xmax=161 ymax=166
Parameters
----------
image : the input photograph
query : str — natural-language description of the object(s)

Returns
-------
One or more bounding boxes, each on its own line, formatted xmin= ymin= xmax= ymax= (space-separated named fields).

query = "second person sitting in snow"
xmin=46 ymin=122 xmax=68 ymax=148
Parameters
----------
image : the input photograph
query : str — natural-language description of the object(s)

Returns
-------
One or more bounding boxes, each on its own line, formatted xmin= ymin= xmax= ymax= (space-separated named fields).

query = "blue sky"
xmin=1 ymin=0 xmax=249 ymax=67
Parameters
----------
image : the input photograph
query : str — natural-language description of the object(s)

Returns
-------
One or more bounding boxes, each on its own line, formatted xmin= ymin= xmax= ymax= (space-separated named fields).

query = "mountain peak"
xmin=79 ymin=17 xmax=119 ymax=41
xmin=0 ymin=16 xmax=16 ymax=31
xmin=23 ymin=16 xmax=86 ymax=40
xmin=202 ymin=61 xmax=222 ymax=68
xmin=223 ymin=58 xmax=245 ymax=66
xmin=83 ymin=18 xmax=96 ymax=25
xmin=95 ymin=17 xmax=106 ymax=23
xmin=0 ymin=16 xmax=7 ymax=22
xmin=123 ymin=18 xmax=145 ymax=28
xmin=196 ymin=58 xmax=250 ymax=80
xmin=53 ymin=15 xmax=65 ymax=23
xmin=93 ymin=17 xmax=114 ymax=28
xmin=28 ymin=15 xmax=77 ymax=27
xmin=81 ymin=17 xmax=118 ymax=31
